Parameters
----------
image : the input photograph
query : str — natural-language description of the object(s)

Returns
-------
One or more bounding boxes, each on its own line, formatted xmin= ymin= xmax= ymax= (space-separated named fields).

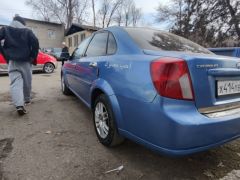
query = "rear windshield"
xmin=125 ymin=28 xmax=212 ymax=54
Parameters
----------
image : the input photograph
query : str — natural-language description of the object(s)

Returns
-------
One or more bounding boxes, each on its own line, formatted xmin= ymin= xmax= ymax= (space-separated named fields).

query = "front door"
xmin=64 ymin=36 xmax=90 ymax=95
xmin=75 ymin=31 xmax=109 ymax=104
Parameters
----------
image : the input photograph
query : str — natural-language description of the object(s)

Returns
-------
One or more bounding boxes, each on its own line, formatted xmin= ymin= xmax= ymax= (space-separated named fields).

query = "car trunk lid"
xmin=144 ymin=49 xmax=240 ymax=109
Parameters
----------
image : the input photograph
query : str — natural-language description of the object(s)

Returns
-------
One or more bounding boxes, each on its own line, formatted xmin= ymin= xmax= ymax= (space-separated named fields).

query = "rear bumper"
xmin=120 ymin=128 xmax=240 ymax=156
xmin=118 ymin=95 xmax=240 ymax=155
xmin=0 ymin=64 xmax=8 ymax=74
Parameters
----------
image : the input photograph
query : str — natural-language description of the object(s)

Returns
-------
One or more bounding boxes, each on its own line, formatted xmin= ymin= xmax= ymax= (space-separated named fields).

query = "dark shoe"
xmin=16 ymin=106 xmax=27 ymax=116
xmin=25 ymin=101 xmax=31 ymax=106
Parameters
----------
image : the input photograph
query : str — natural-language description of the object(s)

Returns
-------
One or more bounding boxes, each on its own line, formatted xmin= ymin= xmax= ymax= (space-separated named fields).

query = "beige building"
xmin=65 ymin=24 xmax=99 ymax=54
xmin=24 ymin=18 xmax=65 ymax=49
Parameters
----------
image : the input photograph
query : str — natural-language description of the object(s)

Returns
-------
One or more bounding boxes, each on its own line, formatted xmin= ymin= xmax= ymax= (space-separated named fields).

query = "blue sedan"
xmin=61 ymin=27 xmax=240 ymax=156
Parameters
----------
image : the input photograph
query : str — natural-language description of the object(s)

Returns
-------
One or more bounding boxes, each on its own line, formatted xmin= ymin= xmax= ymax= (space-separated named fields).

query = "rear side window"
xmin=107 ymin=33 xmax=117 ymax=55
xmin=125 ymin=28 xmax=212 ymax=54
xmin=85 ymin=32 xmax=108 ymax=57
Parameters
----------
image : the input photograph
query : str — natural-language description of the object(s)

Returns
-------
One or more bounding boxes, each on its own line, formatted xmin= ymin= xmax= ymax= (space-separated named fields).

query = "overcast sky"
xmin=0 ymin=0 xmax=169 ymax=29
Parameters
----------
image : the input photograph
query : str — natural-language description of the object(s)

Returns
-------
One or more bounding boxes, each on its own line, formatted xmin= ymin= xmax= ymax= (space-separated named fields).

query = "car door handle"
xmin=89 ymin=62 xmax=97 ymax=67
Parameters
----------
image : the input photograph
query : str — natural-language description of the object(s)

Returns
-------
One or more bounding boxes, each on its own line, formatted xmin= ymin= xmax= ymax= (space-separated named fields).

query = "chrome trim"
xmin=89 ymin=62 xmax=97 ymax=67
xmin=203 ymin=107 xmax=240 ymax=118
xmin=199 ymin=102 xmax=240 ymax=118
xmin=0 ymin=64 xmax=8 ymax=71
xmin=0 ymin=64 xmax=8 ymax=74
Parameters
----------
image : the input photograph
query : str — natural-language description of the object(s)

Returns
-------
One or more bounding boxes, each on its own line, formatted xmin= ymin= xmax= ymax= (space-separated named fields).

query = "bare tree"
xmin=52 ymin=0 xmax=78 ymax=28
xmin=26 ymin=0 xmax=89 ymax=28
xmin=114 ymin=6 xmax=123 ymax=26
xmin=155 ymin=0 xmax=240 ymax=47
xmin=131 ymin=5 xmax=142 ymax=26
xmin=91 ymin=0 xmax=96 ymax=27
xmin=123 ymin=0 xmax=133 ymax=26
xmin=114 ymin=0 xmax=141 ymax=27
xmin=25 ymin=0 xmax=52 ymax=21
xmin=74 ymin=0 xmax=89 ymax=24
xmin=98 ymin=0 xmax=123 ymax=28
xmin=99 ymin=0 xmax=109 ymax=28
xmin=106 ymin=0 xmax=123 ymax=27
xmin=223 ymin=0 xmax=240 ymax=40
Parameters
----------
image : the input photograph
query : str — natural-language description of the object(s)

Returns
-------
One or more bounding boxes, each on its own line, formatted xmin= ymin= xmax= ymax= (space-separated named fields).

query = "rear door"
xmin=75 ymin=31 xmax=109 ymax=104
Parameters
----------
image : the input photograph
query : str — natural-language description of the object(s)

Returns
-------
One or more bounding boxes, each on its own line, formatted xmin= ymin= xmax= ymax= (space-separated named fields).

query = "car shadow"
xmin=105 ymin=139 xmax=240 ymax=179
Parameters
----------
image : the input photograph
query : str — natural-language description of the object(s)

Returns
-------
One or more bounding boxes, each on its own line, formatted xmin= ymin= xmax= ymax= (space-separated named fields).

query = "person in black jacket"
xmin=0 ymin=15 xmax=39 ymax=115
xmin=60 ymin=42 xmax=69 ymax=66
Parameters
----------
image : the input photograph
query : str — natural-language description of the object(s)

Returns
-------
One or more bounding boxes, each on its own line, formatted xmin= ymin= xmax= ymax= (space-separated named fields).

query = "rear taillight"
xmin=150 ymin=57 xmax=194 ymax=101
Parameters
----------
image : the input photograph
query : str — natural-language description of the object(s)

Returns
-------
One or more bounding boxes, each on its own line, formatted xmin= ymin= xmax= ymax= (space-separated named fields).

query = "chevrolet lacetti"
xmin=61 ymin=27 xmax=240 ymax=156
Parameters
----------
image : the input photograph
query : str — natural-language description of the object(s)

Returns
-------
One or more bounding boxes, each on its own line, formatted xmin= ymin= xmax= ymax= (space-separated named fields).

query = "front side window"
xmin=85 ymin=32 xmax=108 ymax=57
xmin=71 ymin=37 xmax=91 ymax=60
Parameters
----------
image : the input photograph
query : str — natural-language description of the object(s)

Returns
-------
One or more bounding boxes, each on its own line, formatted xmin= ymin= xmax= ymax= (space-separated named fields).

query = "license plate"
xmin=217 ymin=80 xmax=240 ymax=96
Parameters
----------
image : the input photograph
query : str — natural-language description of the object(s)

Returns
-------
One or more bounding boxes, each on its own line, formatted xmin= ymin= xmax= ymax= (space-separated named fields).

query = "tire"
xmin=61 ymin=75 xmax=72 ymax=95
xmin=43 ymin=63 xmax=55 ymax=73
xmin=93 ymin=94 xmax=124 ymax=147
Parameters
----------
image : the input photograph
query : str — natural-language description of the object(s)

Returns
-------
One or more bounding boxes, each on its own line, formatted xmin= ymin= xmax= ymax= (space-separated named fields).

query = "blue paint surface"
xmin=62 ymin=27 xmax=240 ymax=155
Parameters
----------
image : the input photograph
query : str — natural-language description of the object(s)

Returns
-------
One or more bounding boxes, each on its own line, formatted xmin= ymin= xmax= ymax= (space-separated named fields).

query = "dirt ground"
xmin=1 ymin=63 xmax=240 ymax=180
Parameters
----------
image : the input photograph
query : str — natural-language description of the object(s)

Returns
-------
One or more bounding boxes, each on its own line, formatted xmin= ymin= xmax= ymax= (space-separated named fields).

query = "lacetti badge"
xmin=196 ymin=64 xmax=219 ymax=68
xmin=236 ymin=62 xmax=240 ymax=69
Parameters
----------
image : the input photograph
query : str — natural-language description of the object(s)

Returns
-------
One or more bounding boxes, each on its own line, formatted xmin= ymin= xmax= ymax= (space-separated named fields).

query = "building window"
xmin=47 ymin=29 xmax=56 ymax=39
xmin=68 ymin=37 xmax=72 ymax=47
xmin=81 ymin=33 xmax=86 ymax=41
xmin=74 ymin=35 xmax=78 ymax=47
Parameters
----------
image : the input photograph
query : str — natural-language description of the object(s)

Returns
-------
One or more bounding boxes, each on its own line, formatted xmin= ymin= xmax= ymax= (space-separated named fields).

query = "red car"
xmin=0 ymin=51 xmax=58 ymax=74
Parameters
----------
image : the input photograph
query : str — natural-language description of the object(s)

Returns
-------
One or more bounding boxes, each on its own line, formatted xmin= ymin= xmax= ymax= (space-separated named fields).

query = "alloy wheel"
xmin=44 ymin=63 xmax=54 ymax=73
xmin=94 ymin=102 xmax=109 ymax=139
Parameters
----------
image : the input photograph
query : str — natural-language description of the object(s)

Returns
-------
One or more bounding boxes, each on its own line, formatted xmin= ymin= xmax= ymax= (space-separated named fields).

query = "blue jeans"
xmin=8 ymin=60 xmax=32 ymax=107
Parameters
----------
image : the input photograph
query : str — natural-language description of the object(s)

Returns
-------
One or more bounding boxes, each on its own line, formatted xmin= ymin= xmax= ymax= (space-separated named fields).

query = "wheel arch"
xmin=90 ymin=79 xmax=124 ymax=130
xmin=61 ymin=70 xmax=70 ymax=89
xmin=44 ymin=62 xmax=55 ymax=68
